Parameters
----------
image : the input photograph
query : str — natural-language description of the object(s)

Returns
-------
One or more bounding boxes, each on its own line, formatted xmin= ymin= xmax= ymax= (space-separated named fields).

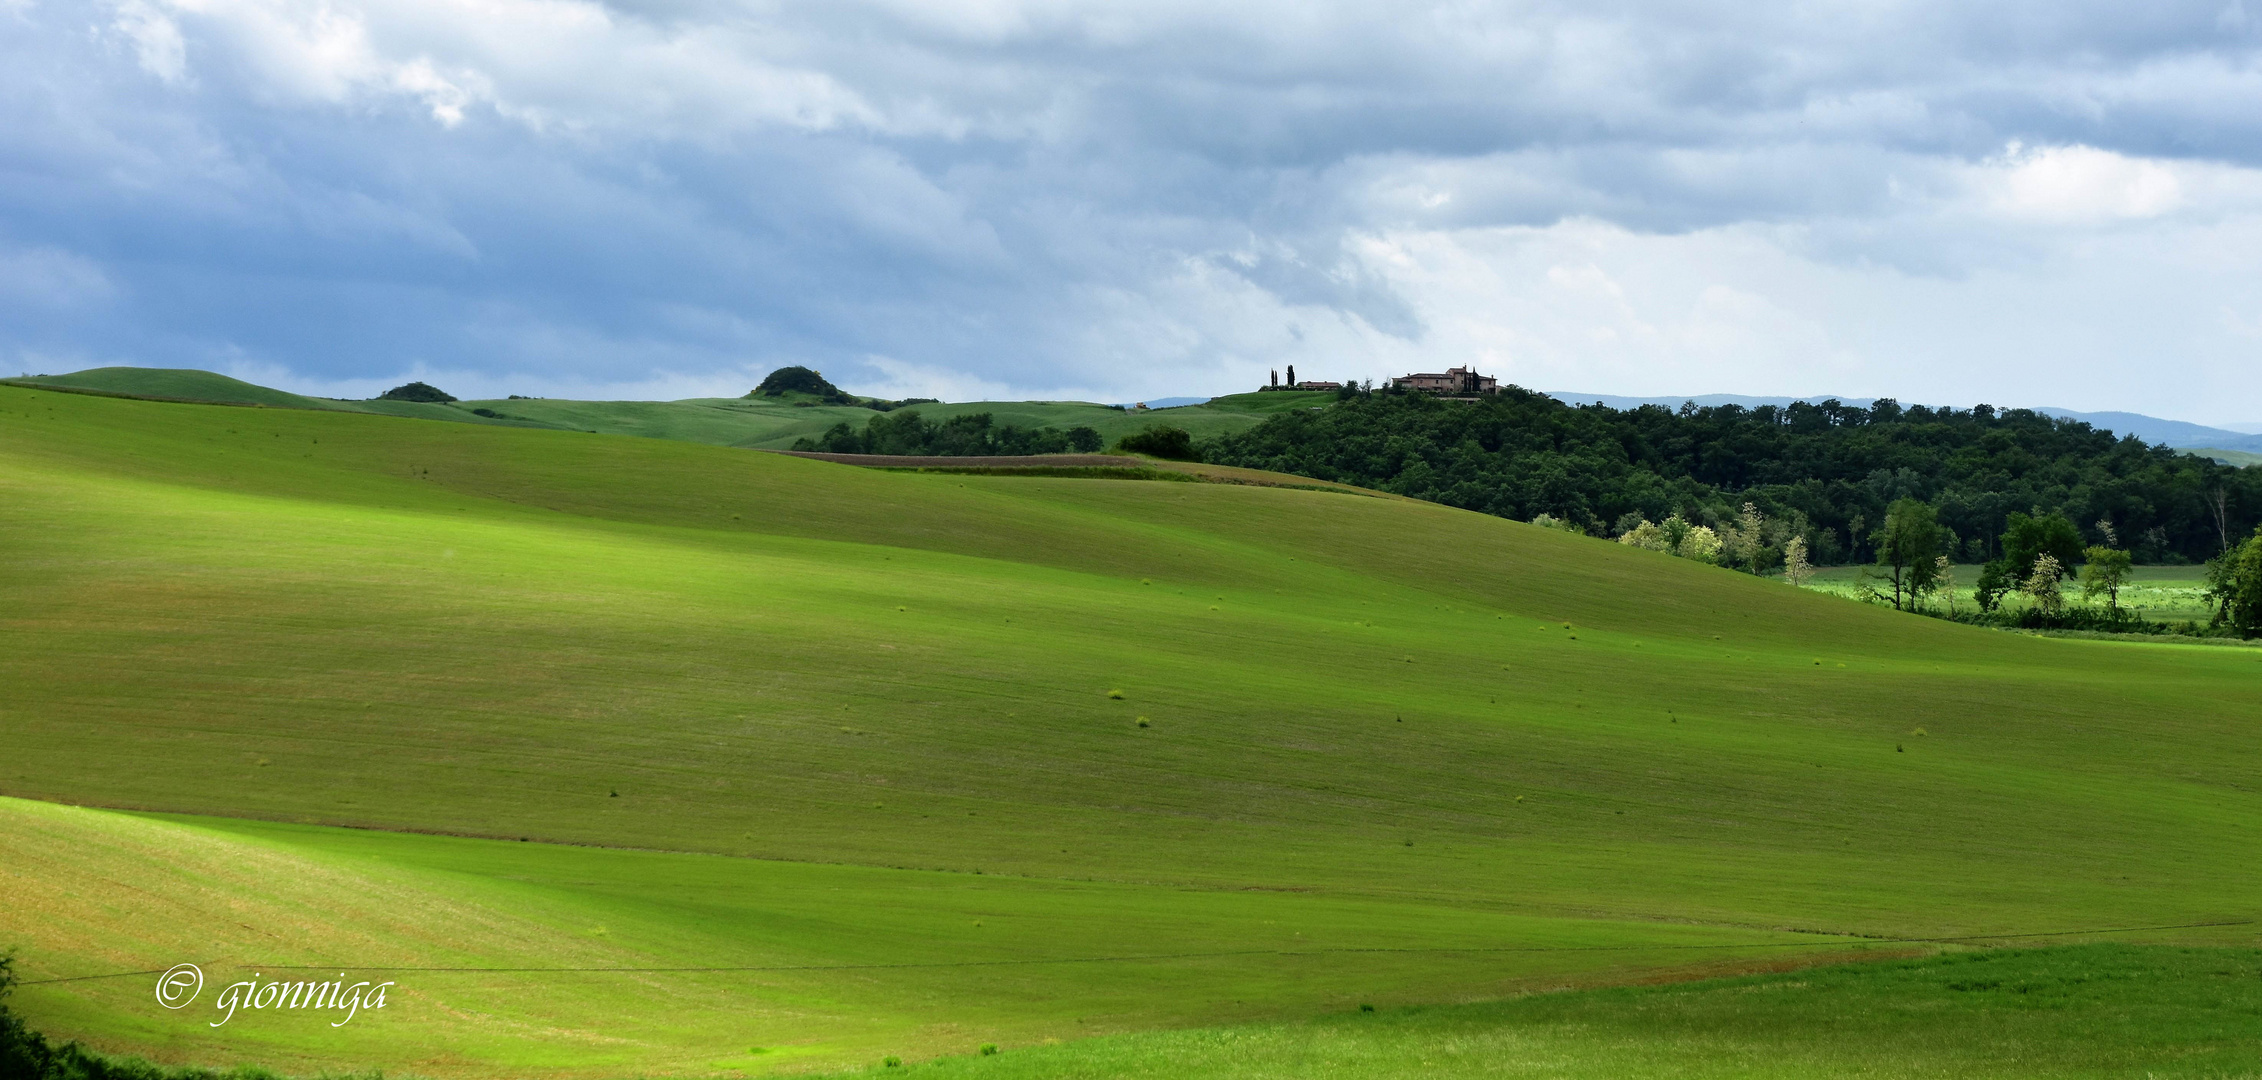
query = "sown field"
xmin=3 ymin=383 xmax=2260 ymax=1075
xmin=809 ymin=945 xmax=2262 ymax=1079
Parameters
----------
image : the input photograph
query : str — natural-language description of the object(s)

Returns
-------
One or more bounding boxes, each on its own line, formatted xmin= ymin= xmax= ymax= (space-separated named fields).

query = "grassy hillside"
xmin=4 ymin=798 xmax=1847 ymax=1076
xmin=3 ymin=383 xmax=2260 ymax=1074
xmin=811 ymin=946 xmax=2262 ymax=1079
xmin=3 ymin=367 xmax=557 ymax=428
xmin=0 ymin=366 xmax=1312 ymax=450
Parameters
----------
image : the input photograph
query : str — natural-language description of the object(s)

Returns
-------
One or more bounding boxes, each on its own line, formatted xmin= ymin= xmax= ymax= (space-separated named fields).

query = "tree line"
xmin=794 ymin=410 xmax=1105 ymax=456
xmin=1199 ymin=387 xmax=2262 ymax=567
xmin=1835 ymin=498 xmax=2262 ymax=636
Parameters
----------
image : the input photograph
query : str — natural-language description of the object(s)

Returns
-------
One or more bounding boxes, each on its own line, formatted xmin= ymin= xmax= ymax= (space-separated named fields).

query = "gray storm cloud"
xmin=2 ymin=0 xmax=2258 ymax=418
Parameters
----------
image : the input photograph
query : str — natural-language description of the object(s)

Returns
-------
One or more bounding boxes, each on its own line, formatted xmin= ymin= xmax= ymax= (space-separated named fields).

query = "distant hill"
xmin=1546 ymin=391 xmax=1877 ymax=412
xmin=10 ymin=366 xmax=359 ymax=410
xmin=2 ymin=366 xmax=555 ymax=429
xmin=0 ymin=366 xmax=1309 ymax=451
xmin=2036 ymin=408 xmax=2262 ymax=452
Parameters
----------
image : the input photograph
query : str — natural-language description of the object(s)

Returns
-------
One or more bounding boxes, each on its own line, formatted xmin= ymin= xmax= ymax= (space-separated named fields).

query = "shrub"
xmin=979 ymin=1044 xmax=999 ymax=1056
xmin=376 ymin=381 xmax=454 ymax=403
xmin=1116 ymin=425 xmax=1198 ymax=460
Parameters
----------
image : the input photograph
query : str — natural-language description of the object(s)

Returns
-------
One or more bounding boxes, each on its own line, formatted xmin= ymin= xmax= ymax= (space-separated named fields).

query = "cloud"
xmin=3 ymin=0 xmax=2261 ymax=420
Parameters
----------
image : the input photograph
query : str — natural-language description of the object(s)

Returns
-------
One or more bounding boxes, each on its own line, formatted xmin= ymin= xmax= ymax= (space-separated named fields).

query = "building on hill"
xmin=1393 ymin=366 xmax=1499 ymax=395
xmin=1258 ymin=368 xmax=1347 ymax=392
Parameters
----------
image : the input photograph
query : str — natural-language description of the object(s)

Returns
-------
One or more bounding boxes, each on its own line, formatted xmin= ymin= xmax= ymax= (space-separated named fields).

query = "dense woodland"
xmin=1199 ymin=388 xmax=2262 ymax=566
xmin=794 ymin=410 xmax=1105 ymax=456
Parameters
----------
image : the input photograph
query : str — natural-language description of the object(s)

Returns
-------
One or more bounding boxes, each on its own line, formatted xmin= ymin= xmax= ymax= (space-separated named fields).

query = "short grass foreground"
xmin=820 ymin=946 xmax=2262 ymax=1079
xmin=3 ymin=384 xmax=2261 ymax=1075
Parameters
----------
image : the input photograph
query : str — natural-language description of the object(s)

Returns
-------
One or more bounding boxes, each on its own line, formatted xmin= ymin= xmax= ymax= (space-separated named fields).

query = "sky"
xmin=3 ymin=1 xmax=2261 ymax=421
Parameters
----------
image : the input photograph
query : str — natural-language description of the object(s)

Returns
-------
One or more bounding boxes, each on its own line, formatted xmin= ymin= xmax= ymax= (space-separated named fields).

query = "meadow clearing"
xmin=1800 ymin=563 xmax=2229 ymax=627
xmin=3 ymin=382 xmax=2260 ymax=1075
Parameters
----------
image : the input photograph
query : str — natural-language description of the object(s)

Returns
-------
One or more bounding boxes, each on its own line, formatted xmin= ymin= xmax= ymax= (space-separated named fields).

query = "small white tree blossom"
xmin=1618 ymin=519 xmax=1670 ymax=551
xmin=1782 ymin=536 xmax=1815 ymax=586
xmin=2023 ymin=553 xmax=2066 ymax=615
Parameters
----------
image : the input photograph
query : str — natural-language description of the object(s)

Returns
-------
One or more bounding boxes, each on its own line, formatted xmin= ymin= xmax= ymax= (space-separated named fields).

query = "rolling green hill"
xmin=0 ymin=366 xmax=1316 ymax=450
xmin=3 ymin=383 xmax=2260 ymax=1075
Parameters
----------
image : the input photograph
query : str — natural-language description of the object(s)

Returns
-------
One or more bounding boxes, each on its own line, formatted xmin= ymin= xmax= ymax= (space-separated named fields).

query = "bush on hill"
xmin=376 ymin=381 xmax=455 ymax=403
xmin=751 ymin=366 xmax=856 ymax=405
xmin=1116 ymin=425 xmax=1198 ymax=460
xmin=1200 ymin=387 xmax=2262 ymax=565
xmin=792 ymin=410 xmax=1102 ymax=456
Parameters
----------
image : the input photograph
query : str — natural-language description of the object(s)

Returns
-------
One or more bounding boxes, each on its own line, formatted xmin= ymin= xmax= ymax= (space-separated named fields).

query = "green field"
xmin=1802 ymin=563 xmax=2224 ymax=625
xmin=0 ymin=367 xmax=1321 ymax=451
xmin=808 ymin=945 xmax=2262 ymax=1078
xmin=2190 ymin=447 xmax=2262 ymax=468
xmin=4 ymin=382 xmax=2261 ymax=1076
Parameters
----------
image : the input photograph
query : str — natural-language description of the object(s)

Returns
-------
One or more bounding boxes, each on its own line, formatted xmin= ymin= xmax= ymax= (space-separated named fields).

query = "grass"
xmin=3 ymin=798 xmax=1861 ymax=1077
xmin=4 ymin=383 xmax=2262 ymax=1074
xmin=2188 ymin=447 xmax=2262 ymax=468
xmin=808 ymin=945 xmax=2262 ymax=1078
xmin=0 ymin=367 xmax=1314 ymax=451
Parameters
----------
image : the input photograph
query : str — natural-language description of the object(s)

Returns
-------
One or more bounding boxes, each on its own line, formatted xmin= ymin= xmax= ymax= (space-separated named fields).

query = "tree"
xmin=751 ymin=366 xmax=855 ymax=404
xmin=1782 ymin=535 xmax=1815 ymax=586
xmin=1934 ymin=555 xmax=1956 ymax=616
xmin=2204 ymin=526 xmax=2262 ymax=637
xmin=1977 ymin=511 xmax=2085 ymax=612
xmin=1872 ymin=498 xmax=1944 ymax=611
xmin=2022 ymin=553 xmax=2067 ymax=616
xmin=1722 ymin=502 xmax=1770 ymax=574
xmin=2080 ymin=545 xmax=2133 ymax=617
xmin=377 ymin=381 xmax=455 ymax=403
xmin=1117 ymin=426 xmax=1198 ymax=460
xmin=1677 ymin=524 xmax=1723 ymax=564
xmin=1618 ymin=519 xmax=1669 ymax=551
xmin=1066 ymin=426 xmax=1103 ymax=452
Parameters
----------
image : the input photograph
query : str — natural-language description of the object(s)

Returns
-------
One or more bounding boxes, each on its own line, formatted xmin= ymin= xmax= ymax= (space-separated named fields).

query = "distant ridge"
xmin=2035 ymin=408 xmax=2262 ymax=453
xmin=1544 ymin=390 xmax=2262 ymax=453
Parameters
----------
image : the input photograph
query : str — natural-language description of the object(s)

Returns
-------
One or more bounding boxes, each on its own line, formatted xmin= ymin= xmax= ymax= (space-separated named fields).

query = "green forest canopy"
xmin=1199 ymin=388 xmax=2261 ymax=566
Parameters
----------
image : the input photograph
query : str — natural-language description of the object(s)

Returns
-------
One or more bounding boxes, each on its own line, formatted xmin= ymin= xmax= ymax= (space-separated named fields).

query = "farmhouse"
xmin=1393 ymin=366 xmax=1499 ymax=395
